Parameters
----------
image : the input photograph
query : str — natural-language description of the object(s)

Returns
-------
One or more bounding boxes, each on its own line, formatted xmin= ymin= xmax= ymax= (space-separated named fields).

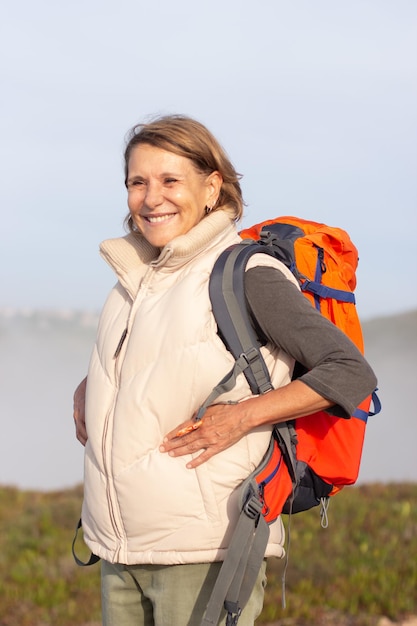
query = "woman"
xmin=73 ymin=114 xmax=377 ymax=626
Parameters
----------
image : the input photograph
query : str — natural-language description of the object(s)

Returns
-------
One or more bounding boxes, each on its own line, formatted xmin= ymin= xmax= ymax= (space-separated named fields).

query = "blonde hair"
xmin=123 ymin=114 xmax=244 ymax=231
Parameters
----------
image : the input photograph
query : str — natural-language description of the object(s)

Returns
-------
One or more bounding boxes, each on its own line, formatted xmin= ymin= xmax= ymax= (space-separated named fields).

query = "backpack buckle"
xmin=225 ymin=605 xmax=242 ymax=626
xmin=259 ymin=229 xmax=276 ymax=246
xmin=242 ymin=491 xmax=263 ymax=520
xmin=240 ymin=346 xmax=260 ymax=366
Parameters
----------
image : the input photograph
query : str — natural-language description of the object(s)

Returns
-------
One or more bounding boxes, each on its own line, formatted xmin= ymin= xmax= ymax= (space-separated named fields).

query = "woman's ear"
xmin=206 ymin=171 xmax=223 ymax=208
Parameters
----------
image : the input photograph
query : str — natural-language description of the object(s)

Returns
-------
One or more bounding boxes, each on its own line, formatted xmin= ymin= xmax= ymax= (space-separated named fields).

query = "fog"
xmin=1 ymin=308 xmax=416 ymax=490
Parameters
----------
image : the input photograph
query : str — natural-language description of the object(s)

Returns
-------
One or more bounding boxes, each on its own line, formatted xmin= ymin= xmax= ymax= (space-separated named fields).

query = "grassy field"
xmin=0 ymin=483 xmax=416 ymax=625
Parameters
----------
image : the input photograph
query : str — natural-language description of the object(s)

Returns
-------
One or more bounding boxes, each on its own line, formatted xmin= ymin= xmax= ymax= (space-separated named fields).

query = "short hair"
xmin=123 ymin=114 xmax=244 ymax=231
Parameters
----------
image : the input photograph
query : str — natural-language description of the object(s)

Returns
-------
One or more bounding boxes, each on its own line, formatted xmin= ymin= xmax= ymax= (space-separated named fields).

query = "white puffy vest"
xmin=82 ymin=210 xmax=295 ymax=565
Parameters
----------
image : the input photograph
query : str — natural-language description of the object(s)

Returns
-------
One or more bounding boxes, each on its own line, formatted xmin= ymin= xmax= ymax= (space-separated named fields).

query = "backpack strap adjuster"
xmin=240 ymin=348 xmax=274 ymax=394
xmin=240 ymin=346 xmax=260 ymax=365
xmin=242 ymin=483 xmax=263 ymax=520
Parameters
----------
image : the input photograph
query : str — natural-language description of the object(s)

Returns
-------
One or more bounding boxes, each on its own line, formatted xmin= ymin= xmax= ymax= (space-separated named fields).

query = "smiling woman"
xmin=122 ymin=114 xmax=244 ymax=234
xmin=126 ymin=144 xmax=222 ymax=248
xmin=72 ymin=113 xmax=376 ymax=626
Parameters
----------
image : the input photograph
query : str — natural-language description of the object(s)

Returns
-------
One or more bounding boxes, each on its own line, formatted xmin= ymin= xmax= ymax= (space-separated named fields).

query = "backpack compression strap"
xmin=258 ymin=223 xmax=356 ymax=308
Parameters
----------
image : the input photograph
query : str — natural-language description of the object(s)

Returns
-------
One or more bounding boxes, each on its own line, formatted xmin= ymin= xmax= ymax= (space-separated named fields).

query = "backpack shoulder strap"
xmin=200 ymin=480 xmax=270 ymax=626
xmin=209 ymin=238 xmax=299 ymax=484
xmin=201 ymin=237 xmax=302 ymax=623
xmin=209 ymin=241 xmax=275 ymax=395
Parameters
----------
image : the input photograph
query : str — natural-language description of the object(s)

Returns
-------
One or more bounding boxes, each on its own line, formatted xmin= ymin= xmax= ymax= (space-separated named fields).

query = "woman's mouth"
xmin=145 ymin=214 xmax=176 ymax=224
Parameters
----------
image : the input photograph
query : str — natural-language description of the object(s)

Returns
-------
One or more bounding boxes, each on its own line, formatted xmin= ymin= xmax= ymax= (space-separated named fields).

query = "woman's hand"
xmin=160 ymin=380 xmax=333 ymax=469
xmin=73 ymin=376 xmax=88 ymax=446
xmin=159 ymin=402 xmax=253 ymax=469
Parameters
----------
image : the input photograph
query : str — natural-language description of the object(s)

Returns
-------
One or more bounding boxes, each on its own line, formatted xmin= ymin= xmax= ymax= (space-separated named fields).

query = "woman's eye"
xmin=164 ymin=178 xmax=177 ymax=184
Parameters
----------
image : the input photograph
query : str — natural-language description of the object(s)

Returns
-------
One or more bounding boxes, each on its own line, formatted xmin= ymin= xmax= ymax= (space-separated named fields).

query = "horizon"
xmin=1 ymin=303 xmax=417 ymax=324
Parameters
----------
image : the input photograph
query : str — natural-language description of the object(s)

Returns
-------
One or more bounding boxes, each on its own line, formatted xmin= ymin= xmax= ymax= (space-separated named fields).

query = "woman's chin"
xmin=137 ymin=220 xmax=187 ymax=248
xmin=140 ymin=228 xmax=177 ymax=248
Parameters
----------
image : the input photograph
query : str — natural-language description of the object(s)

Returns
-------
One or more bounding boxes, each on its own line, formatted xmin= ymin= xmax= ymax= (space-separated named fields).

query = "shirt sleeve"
xmin=244 ymin=265 xmax=377 ymax=417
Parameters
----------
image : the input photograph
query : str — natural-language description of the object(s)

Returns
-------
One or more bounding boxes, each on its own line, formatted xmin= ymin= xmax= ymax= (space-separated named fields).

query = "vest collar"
xmin=99 ymin=207 xmax=238 ymax=295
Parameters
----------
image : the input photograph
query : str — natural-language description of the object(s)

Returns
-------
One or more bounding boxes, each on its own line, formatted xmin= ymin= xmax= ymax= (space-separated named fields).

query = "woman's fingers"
xmin=160 ymin=403 xmax=248 ymax=468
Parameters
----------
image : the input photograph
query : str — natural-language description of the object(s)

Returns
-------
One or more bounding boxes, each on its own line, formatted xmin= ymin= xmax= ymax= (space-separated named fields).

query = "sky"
xmin=1 ymin=0 xmax=416 ymax=320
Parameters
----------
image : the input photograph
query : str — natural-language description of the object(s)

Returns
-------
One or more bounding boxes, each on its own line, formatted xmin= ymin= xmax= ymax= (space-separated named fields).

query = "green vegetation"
xmin=0 ymin=485 xmax=101 ymax=626
xmin=0 ymin=483 xmax=416 ymax=625
xmin=260 ymin=483 xmax=417 ymax=625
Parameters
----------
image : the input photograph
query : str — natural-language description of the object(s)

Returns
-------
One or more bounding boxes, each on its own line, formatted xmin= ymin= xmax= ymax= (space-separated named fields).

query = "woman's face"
xmin=126 ymin=144 xmax=222 ymax=248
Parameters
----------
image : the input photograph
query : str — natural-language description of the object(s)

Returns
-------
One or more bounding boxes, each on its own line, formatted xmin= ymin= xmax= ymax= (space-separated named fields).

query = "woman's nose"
xmin=144 ymin=181 xmax=163 ymax=208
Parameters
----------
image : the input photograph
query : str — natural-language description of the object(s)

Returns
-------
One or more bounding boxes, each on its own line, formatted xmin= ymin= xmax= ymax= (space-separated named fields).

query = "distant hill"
xmin=359 ymin=309 xmax=417 ymax=483
xmin=0 ymin=307 xmax=416 ymax=490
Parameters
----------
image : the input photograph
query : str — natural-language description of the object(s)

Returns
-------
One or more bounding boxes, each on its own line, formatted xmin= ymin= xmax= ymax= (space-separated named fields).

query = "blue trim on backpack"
xmin=352 ymin=407 xmax=369 ymax=422
xmin=353 ymin=389 xmax=382 ymax=423
xmin=306 ymin=246 xmax=356 ymax=306
xmin=260 ymin=452 xmax=283 ymax=488
xmin=369 ymin=389 xmax=382 ymax=416
xmin=313 ymin=248 xmax=324 ymax=310
xmin=301 ymin=280 xmax=356 ymax=304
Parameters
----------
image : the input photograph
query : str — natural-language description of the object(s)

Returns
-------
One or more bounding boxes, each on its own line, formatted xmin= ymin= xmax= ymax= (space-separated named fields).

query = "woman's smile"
xmin=144 ymin=213 xmax=178 ymax=224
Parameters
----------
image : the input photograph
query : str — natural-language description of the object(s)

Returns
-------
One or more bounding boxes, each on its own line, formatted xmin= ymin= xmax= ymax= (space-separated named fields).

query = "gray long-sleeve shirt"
xmin=244 ymin=266 xmax=377 ymax=417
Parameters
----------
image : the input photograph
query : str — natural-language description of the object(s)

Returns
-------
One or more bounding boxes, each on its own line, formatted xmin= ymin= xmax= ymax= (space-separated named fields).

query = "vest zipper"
xmin=114 ymin=328 xmax=128 ymax=358
xmin=100 ymin=327 xmax=129 ymax=557
xmin=104 ymin=269 xmax=155 ymax=559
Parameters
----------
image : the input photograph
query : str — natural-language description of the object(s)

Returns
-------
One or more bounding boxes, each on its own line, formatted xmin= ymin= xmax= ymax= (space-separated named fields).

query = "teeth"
xmin=146 ymin=215 xmax=174 ymax=223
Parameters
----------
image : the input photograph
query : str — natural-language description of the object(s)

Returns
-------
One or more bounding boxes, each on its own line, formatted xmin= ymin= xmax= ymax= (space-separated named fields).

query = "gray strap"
xmin=209 ymin=243 xmax=275 ymax=396
xmin=200 ymin=483 xmax=270 ymax=626
xmin=200 ymin=513 xmax=254 ymax=625
xmin=225 ymin=514 xmax=269 ymax=613
xmin=196 ymin=353 xmax=261 ymax=420
xmin=274 ymin=422 xmax=297 ymax=484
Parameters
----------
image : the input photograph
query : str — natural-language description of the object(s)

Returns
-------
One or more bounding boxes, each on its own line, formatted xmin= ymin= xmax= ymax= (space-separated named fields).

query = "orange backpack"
xmin=200 ymin=216 xmax=380 ymax=626
xmin=240 ymin=217 xmax=373 ymax=510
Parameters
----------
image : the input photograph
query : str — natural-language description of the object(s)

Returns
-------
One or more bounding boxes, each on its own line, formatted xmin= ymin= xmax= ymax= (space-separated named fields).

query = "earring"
xmin=205 ymin=205 xmax=213 ymax=215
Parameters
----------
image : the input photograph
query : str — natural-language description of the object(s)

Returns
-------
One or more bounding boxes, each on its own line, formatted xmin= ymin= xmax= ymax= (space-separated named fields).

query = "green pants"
xmin=101 ymin=559 xmax=267 ymax=626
